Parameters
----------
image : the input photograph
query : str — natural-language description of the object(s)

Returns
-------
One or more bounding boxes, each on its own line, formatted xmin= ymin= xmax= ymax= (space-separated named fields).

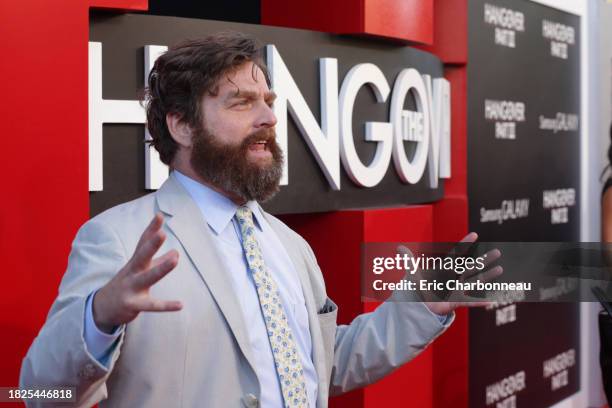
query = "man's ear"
xmin=166 ymin=113 xmax=193 ymax=148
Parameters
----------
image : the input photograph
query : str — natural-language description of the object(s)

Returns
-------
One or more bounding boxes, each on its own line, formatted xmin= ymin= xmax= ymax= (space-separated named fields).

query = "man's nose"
xmin=255 ymin=102 xmax=277 ymax=128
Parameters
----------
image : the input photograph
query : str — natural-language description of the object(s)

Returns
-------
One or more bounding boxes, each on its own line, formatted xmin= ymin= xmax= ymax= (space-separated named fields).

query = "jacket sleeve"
xmin=300 ymin=239 xmax=454 ymax=396
xmin=329 ymin=295 xmax=453 ymax=395
xmin=20 ymin=218 xmax=128 ymax=407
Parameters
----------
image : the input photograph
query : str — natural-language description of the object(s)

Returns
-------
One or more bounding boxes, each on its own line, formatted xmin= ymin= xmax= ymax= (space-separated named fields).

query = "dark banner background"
xmin=89 ymin=14 xmax=446 ymax=216
xmin=467 ymin=0 xmax=581 ymax=407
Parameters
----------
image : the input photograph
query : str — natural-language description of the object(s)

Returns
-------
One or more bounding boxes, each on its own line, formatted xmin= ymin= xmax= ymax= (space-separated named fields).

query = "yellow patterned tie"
xmin=235 ymin=206 xmax=309 ymax=408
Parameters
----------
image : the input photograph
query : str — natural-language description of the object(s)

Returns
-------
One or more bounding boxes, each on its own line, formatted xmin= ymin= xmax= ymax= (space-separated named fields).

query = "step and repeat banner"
xmin=467 ymin=1 xmax=581 ymax=407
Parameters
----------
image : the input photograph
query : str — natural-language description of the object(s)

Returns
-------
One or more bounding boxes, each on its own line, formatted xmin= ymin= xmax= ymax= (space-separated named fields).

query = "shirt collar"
xmin=173 ymin=170 xmax=264 ymax=235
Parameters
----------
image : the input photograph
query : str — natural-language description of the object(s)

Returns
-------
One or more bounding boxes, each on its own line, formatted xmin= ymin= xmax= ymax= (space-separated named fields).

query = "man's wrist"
xmin=84 ymin=290 xmax=123 ymax=364
xmin=424 ymin=301 xmax=453 ymax=316
xmin=92 ymin=288 xmax=117 ymax=334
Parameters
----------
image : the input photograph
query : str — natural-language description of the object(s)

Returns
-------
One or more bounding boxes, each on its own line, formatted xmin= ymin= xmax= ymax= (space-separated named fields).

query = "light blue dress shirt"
xmin=84 ymin=170 xmax=318 ymax=407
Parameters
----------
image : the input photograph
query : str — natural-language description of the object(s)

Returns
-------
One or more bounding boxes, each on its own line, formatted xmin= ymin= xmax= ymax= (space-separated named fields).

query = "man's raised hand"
xmin=92 ymin=213 xmax=182 ymax=333
xmin=398 ymin=232 xmax=503 ymax=316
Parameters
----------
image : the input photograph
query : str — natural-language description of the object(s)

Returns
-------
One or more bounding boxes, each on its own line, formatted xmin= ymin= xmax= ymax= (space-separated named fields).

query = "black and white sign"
xmin=467 ymin=0 xmax=581 ymax=407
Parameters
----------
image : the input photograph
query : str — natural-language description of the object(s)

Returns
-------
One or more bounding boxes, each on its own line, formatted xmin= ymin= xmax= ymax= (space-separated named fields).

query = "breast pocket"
xmin=317 ymin=298 xmax=338 ymax=386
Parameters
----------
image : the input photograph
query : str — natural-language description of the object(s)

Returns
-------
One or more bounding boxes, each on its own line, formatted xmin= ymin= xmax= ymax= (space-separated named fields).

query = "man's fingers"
xmin=460 ymin=232 xmax=479 ymax=243
xmin=464 ymin=265 xmax=504 ymax=284
xmin=131 ymin=230 xmax=167 ymax=271
xmin=137 ymin=213 xmax=164 ymax=245
xmin=135 ymin=298 xmax=183 ymax=312
xmin=150 ymin=248 xmax=177 ymax=269
xmin=449 ymin=232 xmax=479 ymax=257
xmin=132 ymin=250 xmax=179 ymax=289
xmin=132 ymin=213 xmax=165 ymax=264
xmin=462 ymin=249 xmax=502 ymax=280
xmin=480 ymin=265 xmax=504 ymax=282
xmin=482 ymin=248 xmax=502 ymax=268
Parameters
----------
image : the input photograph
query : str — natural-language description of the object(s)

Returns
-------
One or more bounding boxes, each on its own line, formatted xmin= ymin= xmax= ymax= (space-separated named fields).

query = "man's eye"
xmin=235 ymin=100 xmax=251 ymax=107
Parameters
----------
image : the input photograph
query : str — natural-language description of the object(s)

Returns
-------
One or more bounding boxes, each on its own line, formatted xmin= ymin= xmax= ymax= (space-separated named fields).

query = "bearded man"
xmin=20 ymin=32 xmax=467 ymax=408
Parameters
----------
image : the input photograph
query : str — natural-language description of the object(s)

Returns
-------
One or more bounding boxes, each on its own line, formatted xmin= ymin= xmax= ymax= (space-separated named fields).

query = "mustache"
xmin=241 ymin=128 xmax=277 ymax=148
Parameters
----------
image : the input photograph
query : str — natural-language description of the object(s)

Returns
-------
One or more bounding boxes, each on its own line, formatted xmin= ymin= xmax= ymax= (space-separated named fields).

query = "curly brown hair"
xmin=144 ymin=31 xmax=269 ymax=166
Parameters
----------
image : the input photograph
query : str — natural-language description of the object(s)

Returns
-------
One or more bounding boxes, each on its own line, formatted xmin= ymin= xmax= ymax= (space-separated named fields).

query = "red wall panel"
xmin=363 ymin=0 xmax=434 ymax=44
xmin=89 ymin=0 xmax=147 ymax=10
xmin=261 ymin=0 xmax=434 ymax=44
xmin=442 ymin=67 xmax=468 ymax=198
xmin=0 ymin=0 xmax=89 ymax=390
xmin=419 ymin=0 xmax=469 ymax=64
xmin=0 ymin=0 xmax=147 ymax=394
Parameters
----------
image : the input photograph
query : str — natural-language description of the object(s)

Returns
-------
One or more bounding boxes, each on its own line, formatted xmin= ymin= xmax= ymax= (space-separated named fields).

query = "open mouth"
xmin=249 ymin=140 xmax=269 ymax=152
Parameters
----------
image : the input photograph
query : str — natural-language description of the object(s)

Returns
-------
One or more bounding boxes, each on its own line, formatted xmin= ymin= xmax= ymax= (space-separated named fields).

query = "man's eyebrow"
xmin=226 ymin=89 xmax=277 ymax=102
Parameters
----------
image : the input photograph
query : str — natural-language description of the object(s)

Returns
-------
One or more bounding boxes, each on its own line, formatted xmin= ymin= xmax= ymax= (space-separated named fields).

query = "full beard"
xmin=190 ymin=126 xmax=284 ymax=203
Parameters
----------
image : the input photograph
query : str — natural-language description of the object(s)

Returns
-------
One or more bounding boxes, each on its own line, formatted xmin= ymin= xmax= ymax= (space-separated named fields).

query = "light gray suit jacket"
xmin=20 ymin=173 xmax=452 ymax=407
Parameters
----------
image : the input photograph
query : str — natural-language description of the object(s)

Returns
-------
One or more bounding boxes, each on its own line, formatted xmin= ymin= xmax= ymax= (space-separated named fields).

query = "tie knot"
xmin=235 ymin=205 xmax=254 ymax=226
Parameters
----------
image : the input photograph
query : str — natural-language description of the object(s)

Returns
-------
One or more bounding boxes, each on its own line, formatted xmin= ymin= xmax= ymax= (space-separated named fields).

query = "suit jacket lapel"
xmin=155 ymin=174 xmax=258 ymax=376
